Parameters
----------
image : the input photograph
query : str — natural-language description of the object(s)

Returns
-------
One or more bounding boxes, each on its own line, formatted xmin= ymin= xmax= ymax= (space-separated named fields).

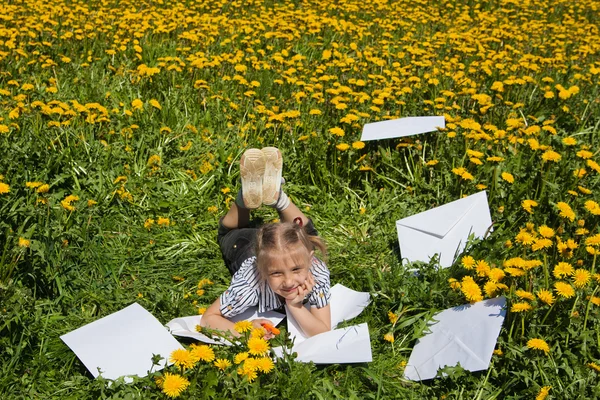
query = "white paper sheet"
xmin=360 ymin=116 xmax=445 ymax=141
xmin=404 ymin=297 xmax=506 ymax=381
xmin=272 ymin=323 xmax=372 ymax=364
xmin=396 ymin=191 xmax=492 ymax=268
xmin=60 ymin=303 xmax=183 ymax=380
xmin=166 ymin=308 xmax=285 ymax=345
xmin=286 ymin=284 xmax=371 ymax=343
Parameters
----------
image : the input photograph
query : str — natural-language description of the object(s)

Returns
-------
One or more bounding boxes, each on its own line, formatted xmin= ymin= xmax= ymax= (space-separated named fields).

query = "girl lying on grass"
xmin=201 ymin=147 xmax=331 ymax=339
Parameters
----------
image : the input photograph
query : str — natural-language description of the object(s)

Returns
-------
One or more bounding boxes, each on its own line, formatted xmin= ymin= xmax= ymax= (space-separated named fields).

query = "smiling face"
xmin=262 ymin=244 xmax=313 ymax=300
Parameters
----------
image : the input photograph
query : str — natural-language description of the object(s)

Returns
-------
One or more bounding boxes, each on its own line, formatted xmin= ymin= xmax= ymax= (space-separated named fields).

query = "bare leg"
xmin=222 ymin=202 xmax=250 ymax=229
xmin=278 ymin=200 xmax=309 ymax=227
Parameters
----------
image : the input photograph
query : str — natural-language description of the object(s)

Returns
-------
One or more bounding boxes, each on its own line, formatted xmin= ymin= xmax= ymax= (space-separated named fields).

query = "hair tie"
xmin=293 ymin=217 xmax=303 ymax=227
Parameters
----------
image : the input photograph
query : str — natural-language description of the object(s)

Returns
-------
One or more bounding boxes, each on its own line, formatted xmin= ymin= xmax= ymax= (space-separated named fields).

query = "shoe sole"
xmin=261 ymin=147 xmax=283 ymax=205
xmin=240 ymin=148 xmax=265 ymax=209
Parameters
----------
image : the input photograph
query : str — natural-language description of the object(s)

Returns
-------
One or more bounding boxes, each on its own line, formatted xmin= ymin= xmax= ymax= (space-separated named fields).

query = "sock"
xmin=272 ymin=190 xmax=290 ymax=212
xmin=267 ymin=178 xmax=290 ymax=212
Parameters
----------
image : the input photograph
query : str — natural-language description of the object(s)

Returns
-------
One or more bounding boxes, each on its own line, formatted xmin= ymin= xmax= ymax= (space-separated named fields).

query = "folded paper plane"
xmin=272 ymin=323 xmax=372 ymax=364
xmin=396 ymin=191 xmax=492 ymax=268
xmin=360 ymin=116 xmax=445 ymax=141
xmin=60 ymin=303 xmax=183 ymax=380
xmin=166 ymin=308 xmax=285 ymax=345
xmin=404 ymin=297 xmax=506 ymax=381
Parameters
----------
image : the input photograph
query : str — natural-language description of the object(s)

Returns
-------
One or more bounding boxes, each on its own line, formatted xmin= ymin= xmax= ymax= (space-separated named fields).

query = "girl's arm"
xmin=200 ymin=298 xmax=276 ymax=338
xmin=286 ymin=302 xmax=331 ymax=337
xmin=200 ymin=297 xmax=238 ymax=335
xmin=286 ymin=273 xmax=331 ymax=337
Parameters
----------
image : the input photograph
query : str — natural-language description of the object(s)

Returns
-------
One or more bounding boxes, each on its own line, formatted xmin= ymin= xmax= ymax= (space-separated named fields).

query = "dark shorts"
xmin=217 ymin=218 xmax=318 ymax=276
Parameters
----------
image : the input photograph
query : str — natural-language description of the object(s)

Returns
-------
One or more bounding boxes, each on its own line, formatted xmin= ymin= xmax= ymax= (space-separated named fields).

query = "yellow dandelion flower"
xmin=588 ymin=160 xmax=600 ymax=173
xmin=538 ymin=225 xmax=555 ymax=238
xmin=516 ymin=290 xmax=535 ymax=301
xmin=572 ymin=269 xmax=591 ymax=288
xmin=352 ymin=141 xmax=365 ymax=150
xmin=169 ymin=348 xmax=196 ymax=369
xmin=586 ymin=234 xmax=600 ymax=247
xmin=189 ymin=344 xmax=215 ymax=362
xmin=426 ymin=159 xmax=439 ymax=166
xmin=536 ymin=386 xmax=551 ymax=400
xmin=247 ymin=337 xmax=269 ymax=356
xmin=328 ymin=127 xmax=345 ymax=137
xmin=527 ymin=338 xmax=550 ymax=354
xmin=537 ymin=289 xmax=555 ymax=306
xmin=384 ymin=333 xmax=395 ymax=343
xmin=501 ymin=172 xmax=514 ymax=183
xmin=250 ymin=327 xmax=266 ymax=339
xmin=60 ymin=194 xmax=79 ymax=211
xmin=161 ymin=373 xmax=189 ymax=398
xmin=461 ymin=276 xmax=483 ymax=302
xmin=37 ymin=184 xmax=49 ymax=193
xmin=554 ymin=281 xmax=575 ymax=298
xmin=336 ymin=143 xmax=350 ymax=151
xmin=585 ymin=201 xmax=600 ymax=215
xmin=461 ymin=255 xmax=476 ymax=270
xmin=553 ymin=262 xmax=574 ymax=278
xmin=488 ymin=268 xmax=505 ymax=282
xmin=541 ymin=150 xmax=561 ymax=162
xmin=26 ymin=181 xmax=43 ymax=188
xmin=234 ymin=320 xmax=253 ymax=334
xmin=521 ymin=199 xmax=538 ymax=214
xmin=493 ymin=348 xmax=503 ymax=356
xmin=556 ymin=202 xmax=575 ymax=222
xmin=147 ymin=155 xmax=161 ymax=167
xmin=256 ymin=357 xmax=274 ymax=373
xmin=484 ymin=281 xmax=498 ymax=297
xmin=234 ymin=352 xmax=249 ymax=364
xmin=588 ymin=362 xmax=600 ymax=372
xmin=157 ymin=217 xmax=170 ymax=226
xmin=131 ymin=98 xmax=144 ymax=110
xmin=149 ymin=99 xmax=162 ymax=110
xmin=214 ymin=358 xmax=232 ymax=371
xmin=448 ymin=278 xmax=461 ymax=290
xmin=475 ymin=260 xmax=491 ymax=277
xmin=511 ymin=302 xmax=532 ymax=313
xmin=577 ymin=150 xmax=593 ymax=159
xmin=388 ymin=311 xmax=399 ymax=324
xmin=18 ymin=237 xmax=30 ymax=248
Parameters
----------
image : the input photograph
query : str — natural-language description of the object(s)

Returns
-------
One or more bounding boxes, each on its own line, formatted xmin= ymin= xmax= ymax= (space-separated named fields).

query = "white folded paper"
xmin=360 ymin=116 xmax=445 ymax=141
xmin=286 ymin=284 xmax=371 ymax=343
xmin=272 ymin=323 xmax=372 ymax=364
xmin=60 ymin=303 xmax=183 ymax=380
xmin=404 ymin=297 xmax=506 ymax=381
xmin=166 ymin=308 xmax=285 ymax=345
xmin=396 ymin=191 xmax=492 ymax=268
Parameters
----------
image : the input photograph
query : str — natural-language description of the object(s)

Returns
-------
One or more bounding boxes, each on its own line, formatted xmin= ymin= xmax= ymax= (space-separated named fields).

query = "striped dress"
xmin=219 ymin=255 xmax=331 ymax=318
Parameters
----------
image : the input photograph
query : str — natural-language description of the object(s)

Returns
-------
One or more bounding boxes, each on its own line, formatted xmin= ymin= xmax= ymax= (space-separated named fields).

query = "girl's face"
xmin=264 ymin=244 xmax=313 ymax=301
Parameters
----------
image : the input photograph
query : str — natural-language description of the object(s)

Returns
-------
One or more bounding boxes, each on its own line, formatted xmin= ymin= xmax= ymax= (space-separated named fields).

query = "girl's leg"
xmin=278 ymin=200 xmax=309 ymax=227
xmin=221 ymin=202 xmax=250 ymax=229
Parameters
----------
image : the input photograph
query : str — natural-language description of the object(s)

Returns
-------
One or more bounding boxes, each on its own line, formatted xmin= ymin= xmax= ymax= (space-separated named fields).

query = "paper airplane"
xmin=405 ymin=297 xmax=506 ymax=381
xmin=360 ymin=116 xmax=445 ymax=141
xmin=396 ymin=191 xmax=492 ymax=268
xmin=61 ymin=303 xmax=183 ymax=380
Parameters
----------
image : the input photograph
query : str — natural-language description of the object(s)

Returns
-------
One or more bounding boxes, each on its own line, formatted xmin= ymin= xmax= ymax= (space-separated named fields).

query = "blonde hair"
xmin=255 ymin=222 xmax=327 ymax=280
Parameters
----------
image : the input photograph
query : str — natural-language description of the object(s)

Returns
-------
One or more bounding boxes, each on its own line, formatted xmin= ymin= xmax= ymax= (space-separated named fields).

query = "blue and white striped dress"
xmin=219 ymin=256 xmax=331 ymax=318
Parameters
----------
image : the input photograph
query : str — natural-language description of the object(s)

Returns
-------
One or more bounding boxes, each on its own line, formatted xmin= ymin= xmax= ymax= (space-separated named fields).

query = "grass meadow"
xmin=1 ymin=0 xmax=600 ymax=398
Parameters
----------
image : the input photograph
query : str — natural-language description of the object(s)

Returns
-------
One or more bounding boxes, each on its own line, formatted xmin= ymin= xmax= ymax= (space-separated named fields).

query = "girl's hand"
xmin=251 ymin=318 xmax=275 ymax=340
xmin=286 ymin=272 xmax=315 ymax=307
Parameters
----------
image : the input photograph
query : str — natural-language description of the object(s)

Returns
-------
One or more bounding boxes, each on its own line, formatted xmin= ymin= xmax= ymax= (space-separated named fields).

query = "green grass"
xmin=1 ymin=0 xmax=600 ymax=398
